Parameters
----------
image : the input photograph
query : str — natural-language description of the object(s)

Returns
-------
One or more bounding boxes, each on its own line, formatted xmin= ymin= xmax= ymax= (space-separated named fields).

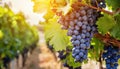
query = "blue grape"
xmin=75 ymin=49 xmax=80 ymax=54
xmin=72 ymin=35 xmax=77 ymax=40
xmin=75 ymin=55 xmax=80 ymax=61
xmin=83 ymin=55 xmax=87 ymax=59
xmin=86 ymin=32 xmax=90 ymax=37
xmin=76 ymin=35 xmax=81 ymax=40
xmin=86 ymin=42 xmax=90 ymax=49
xmin=86 ymin=26 xmax=91 ymax=31
xmin=73 ymin=40 xmax=80 ymax=46
xmin=80 ymin=39 xmax=85 ymax=43
xmin=102 ymin=45 xmax=120 ymax=69
xmin=80 ymin=44 xmax=86 ymax=49
xmin=73 ymin=30 xmax=79 ymax=35
xmin=79 ymin=52 xmax=84 ymax=57
xmin=82 ymin=24 xmax=86 ymax=29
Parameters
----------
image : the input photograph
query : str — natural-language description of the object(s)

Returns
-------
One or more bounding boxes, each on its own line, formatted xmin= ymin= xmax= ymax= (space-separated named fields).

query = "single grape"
xmin=79 ymin=52 xmax=84 ymax=57
xmin=70 ymin=21 xmax=74 ymax=26
xmin=73 ymin=30 xmax=79 ymax=35
xmin=76 ymin=35 xmax=81 ymax=40
xmin=82 ymin=24 xmax=86 ymax=29
xmin=73 ymin=40 xmax=80 ymax=46
xmin=75 ymin=55 xmax=80 ymax=61
xmin=82 ymin=16 xmax=88 ymax=21
xmin=77 ymin=21 xmax=82 ymax=27
xmin=81 ymin=34 xmax=86 ymax=38
xmin=75 ymin=25 xmax=80 ymax=30
xmin=80 ymin=39 xmax=85 ymax=43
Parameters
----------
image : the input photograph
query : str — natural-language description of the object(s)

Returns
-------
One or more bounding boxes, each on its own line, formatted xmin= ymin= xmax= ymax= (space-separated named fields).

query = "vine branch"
xmin=72 ymin=2 xmax=114 ymax=15
xmin=94 ymin=33 xmax=120 ymax=48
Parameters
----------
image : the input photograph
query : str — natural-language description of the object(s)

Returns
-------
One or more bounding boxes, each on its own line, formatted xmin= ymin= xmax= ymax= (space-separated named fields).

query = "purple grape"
xmin=82 ymin=29 xmax=87 ymax=33
xmin=81 ymin=34 xmax=85 ymax=38
xmin=80 ymin=39 xmax=85 ymax=43
xmin=73 ymin=30 xmax=79 ymax=35
xmin=82 ymin=24 xmax=86 ymax=29
xmin=75 ymin=55 xmax=80 ymax=61
xmin=73 ymin=40 xmax=80 ymax=46
xmin=79 ymin=52 xmax=84 ymax=57
xmin=77 ymin=21 xmax=82 ymax=27
xmin=76 ymin=35 xmax=81 ymax=40
xmin=75 ymin=25 xmax=80 ymax=30
xmin=70 ymin=21 xmax=74 ymax=26
xmin=82 ymin=16 xmax=88 ymax=21
xmin=86 ymin=26 xmax=91 ymax=31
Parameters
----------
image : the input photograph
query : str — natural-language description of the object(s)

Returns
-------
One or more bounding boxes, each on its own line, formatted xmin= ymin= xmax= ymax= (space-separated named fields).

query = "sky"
xmin=1 ymin=0 xmax=45 ymax=25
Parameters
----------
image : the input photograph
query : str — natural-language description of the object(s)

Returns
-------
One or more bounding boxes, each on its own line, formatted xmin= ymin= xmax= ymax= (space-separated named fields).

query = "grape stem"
xmin=72 ymin=2 xmax=120 ymax=16
xmin=53 ymin=2 xmax=120 ymax=16
xmin=94 ymin=33 xmax=120 ymax=48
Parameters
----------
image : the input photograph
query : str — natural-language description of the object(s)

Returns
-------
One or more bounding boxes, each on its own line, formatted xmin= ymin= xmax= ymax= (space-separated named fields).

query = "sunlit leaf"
xmin=44 ymin=17 xmax=69 ymax=51
xmin=32 ymin=0 xmax=51 ymax=13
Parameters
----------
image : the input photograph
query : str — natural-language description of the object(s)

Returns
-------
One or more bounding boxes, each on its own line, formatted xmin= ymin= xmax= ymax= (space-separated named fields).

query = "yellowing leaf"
xmin=32 ymin=0 xmax=51 ymax=13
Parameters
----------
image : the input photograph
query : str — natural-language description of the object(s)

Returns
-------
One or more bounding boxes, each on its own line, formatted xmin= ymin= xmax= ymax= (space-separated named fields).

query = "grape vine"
xmin=33 ymin=0 xmax=120 ymax=69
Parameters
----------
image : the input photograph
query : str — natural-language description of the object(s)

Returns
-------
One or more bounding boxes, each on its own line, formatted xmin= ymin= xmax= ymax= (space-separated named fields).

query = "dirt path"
xmin=22 ymin=31 xmax=68 ymax=69
xmin=22 ymin=30 xmax=120 ymax=69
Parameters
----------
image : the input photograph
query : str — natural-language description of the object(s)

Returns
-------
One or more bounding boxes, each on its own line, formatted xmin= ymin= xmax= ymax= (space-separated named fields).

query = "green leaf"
xmin=89 ymin=37 xmax=104 ymax=60
xmin=44 ymin=17 xmax=69 ymax=51
xmin=97 ymin=14 xmax=115 ymax=34
xmin=106 ymin=0 xmax=120 ymax=10
xmin=65 ymin=52 xmax=81 ymax=68
xmin=110 ymin=14 xmax=120 ymax=39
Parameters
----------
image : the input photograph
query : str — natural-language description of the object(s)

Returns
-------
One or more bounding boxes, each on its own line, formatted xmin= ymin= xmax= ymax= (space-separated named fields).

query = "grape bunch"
xmin=102 ymin=45 xmax=120 ymax=69
xmin=58 ymin=5 xmax=101 ymax=62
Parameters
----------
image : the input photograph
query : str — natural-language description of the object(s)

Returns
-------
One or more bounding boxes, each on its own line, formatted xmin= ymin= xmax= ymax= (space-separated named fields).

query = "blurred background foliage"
xmin=0 ymin=5 xmax=39 ymax=68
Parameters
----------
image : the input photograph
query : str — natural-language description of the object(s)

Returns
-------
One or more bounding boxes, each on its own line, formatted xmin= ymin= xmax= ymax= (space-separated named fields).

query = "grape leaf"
xmin=44 ymin=17 xmax=69 ymax=51
xmin=97 ymin=14 xmax=115 ymax=34
xmin=32 ymin=0 xmax=51 ymax=13
xmin=106 ymin=0 xmax=120 ymax=10
xmin=110 ymin=14 xmax=120 ymax=39
xmin=43 ymin=10 xmax=55 ymax=20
